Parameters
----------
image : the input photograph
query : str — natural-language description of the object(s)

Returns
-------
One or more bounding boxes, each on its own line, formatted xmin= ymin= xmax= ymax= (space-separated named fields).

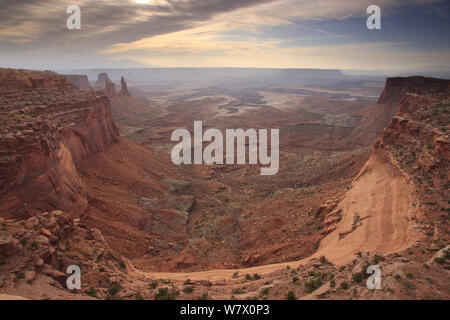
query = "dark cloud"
xmin=0 ymin=0 xmax=277 ymax=48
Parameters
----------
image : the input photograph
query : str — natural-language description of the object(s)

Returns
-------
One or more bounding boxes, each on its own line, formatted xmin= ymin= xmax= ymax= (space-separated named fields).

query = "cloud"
xmin=0 ymin=0 xmax=448 ymax=69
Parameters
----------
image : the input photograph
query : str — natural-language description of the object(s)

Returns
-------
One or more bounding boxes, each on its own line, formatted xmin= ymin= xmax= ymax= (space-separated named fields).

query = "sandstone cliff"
xmin=0 ymin=69 xmax=193 ymax=264
xmin=0 ymin=69 xmax=119 ymax=218
xmin=316 ymin=77 xmax=449 ymax=264
xmin=378 ymin=76 xmax=450 ymax=104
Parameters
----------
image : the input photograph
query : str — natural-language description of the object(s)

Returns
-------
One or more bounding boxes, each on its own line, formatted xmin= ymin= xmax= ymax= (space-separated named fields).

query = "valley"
xmin=0 ymin=68 xmax=448 ymax=300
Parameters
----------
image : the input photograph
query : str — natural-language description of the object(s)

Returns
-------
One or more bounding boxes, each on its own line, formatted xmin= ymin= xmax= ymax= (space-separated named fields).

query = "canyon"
xmin=0 ymin=69 xmax=448 ymax=300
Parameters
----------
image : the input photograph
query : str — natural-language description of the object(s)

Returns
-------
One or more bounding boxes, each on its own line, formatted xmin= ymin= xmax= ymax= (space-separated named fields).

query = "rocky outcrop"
xmin=62 ymin=75 xmax=92 ymax=91
xmin=96 ymin=73 xmax=112 ymax=86
xmin=0 ymin=68 xmax=193 ymax=268
xmin=315 ymin=77 xmax=449 ymax=265
xmin=0 ymin=210 xmax=151 ymax=300
xmin=104 ymin=81 xmax=116 ymax=98
xmin=378 ymin=76 xmax=450 ymax=104
xmin=0 ymin=69 xmax=119 ymax=218
xmin=0 ymin=69 xmax=68 ymax=91
xmin=118 ymin=77 xmax=131 ymax=97
xmin=374 ymin=89 xmax=449 ymax=212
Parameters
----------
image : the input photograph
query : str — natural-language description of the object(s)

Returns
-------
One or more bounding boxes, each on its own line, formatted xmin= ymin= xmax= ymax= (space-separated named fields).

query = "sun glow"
xmin=135 ymin=0 xmax=152 ymax=4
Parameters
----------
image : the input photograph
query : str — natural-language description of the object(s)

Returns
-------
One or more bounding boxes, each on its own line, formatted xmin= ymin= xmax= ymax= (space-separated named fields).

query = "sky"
xmin=0 ymin=0 xmax=449 ymax=72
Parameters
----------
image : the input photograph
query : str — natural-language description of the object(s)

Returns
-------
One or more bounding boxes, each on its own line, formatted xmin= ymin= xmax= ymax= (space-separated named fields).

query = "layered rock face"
xmin=0 ymin=69 xmax=68 ymax=91
xmin=315 ymin=76 xmax=449 ymax=264
xmin=378 ymin=76 xmax=450 ymax=104
xmin=0 ymin=68 xmax=193 ymax=266
xmin=0 ymin=69 xmax=119 ymax=218
xmin=62 ymin=75 xmax=92 ymax=91
xmin=375 ymin=90 xmax=449 ymax=220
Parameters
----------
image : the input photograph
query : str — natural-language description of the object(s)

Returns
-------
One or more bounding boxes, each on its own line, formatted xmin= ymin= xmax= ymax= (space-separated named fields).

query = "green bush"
xmin=149 ymin=281 xmax=158 ymax=289
xmin=340 ymin=282 xmax=349 ymax=290
xmin=183 ymin=286 xmax=194 ymax=294
xmin=232 ymin=288 xmax=243 ymax=295
xmin=87 ymin=287 xmax=98 ymax=298
xmin=260 ymin=288 xmax=270 ymax=296
xmin=109 ymin=283 xmax=121 ymax=296
xmin=330 ymin=279 xmax=336 ymax=288
xmin=285 ymin=291 xmax=296 ymax=300
xmin=252 ymin=273 xmax=261 ymax=280
xmin=198 ymin=293 xmax=208 ymax=300
xmin=154 ymin=288 xmax=179 ymax=300
xmin=305 ymin=278 xmax=322 ymax=293
xmin=352 ymin=272 xmax=363 ymax=283
xmin=136 ymin=292 xmax=144 ymax=300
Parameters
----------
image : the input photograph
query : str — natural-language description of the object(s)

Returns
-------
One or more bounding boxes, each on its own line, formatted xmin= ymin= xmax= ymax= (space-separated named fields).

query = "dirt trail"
xmin=131 ymin=153 xmax=416 ymax=281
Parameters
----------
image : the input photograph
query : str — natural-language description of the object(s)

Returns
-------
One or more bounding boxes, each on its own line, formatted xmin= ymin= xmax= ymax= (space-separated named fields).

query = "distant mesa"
xmin=378 ymin=76 xmax=450 ymax=104
xmin=96 ymin=72 xmax=112 ymax=86
xmin=92 ymin=72 xmax=130 ymax=98
xmin=62 ymin=74 xmax=92 ymax=91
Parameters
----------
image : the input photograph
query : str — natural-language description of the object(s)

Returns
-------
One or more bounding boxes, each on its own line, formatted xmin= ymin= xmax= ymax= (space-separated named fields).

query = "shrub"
xmin=183 ymin=286 xmax=194 ymax=294
xmin=305 ymin=278 xmax=322 ymax=293
xmin=29 ymin=241 xmax=39 ymax=250
xmin=245 ymin=274 xmax=252 ymax=281
xmin=118 ymin=261 xmax=126 ymax=269
xmin=136 ymin=292 xmax=144 ymax=300
xmin=340 ymin=282 xmax=349 ymax=290
xmin=149 ymin=281 xmax=158 ymax=289
xmin=232 ymin=288 xmax=243 ymax=295
xmin=352 ymin=272 xmax=363 ymax=283
xmin=87 ymin=287 xmax=98 ymax=298
xmin=198 ymin=293 xmax=208 ymax=300
xmin=154 ymin=287 xmax=179 ymax=300
xmin=292 ymin=277 xmax=299 ymax=284
xmin=109 ymin=283 xmax=122 ymax=296
xmin=260 ymin=288 xmax=270 ymax=296
xmin=285 ymin=291 xmax=296 ymax=300
xmin=406 ymin=272 xmax=414 ymax=279
xmin=184 ymin=279 xmax=192 ymax=285
xmin=434 ymin=257 xmax=445 ymax=264
xmin=252 ymin=273 xmax=261 ymax=280
xmin=330 ymin=279 xmax=336 ymax=288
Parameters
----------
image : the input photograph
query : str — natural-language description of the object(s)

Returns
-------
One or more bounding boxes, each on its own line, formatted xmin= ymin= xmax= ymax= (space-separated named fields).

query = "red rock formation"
xmin=0 ymin=69 xmax=69 ymax=91
xmin=0 ymin=69 xmax=119 ymax=218
xmin=0 ymin=68 xmax=192 ymax=263
xmin=119 ymin=77 xmax=131 ymax=97
xmin=62 ymin=74 xmax=92 ymax=91
xmin=96 ymin=73 xmax=112 ymax=86
xmin=104 ymin=80 xmax=116 ymax=98
xmin=378 ymin=76 xmax=450 ymax=104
